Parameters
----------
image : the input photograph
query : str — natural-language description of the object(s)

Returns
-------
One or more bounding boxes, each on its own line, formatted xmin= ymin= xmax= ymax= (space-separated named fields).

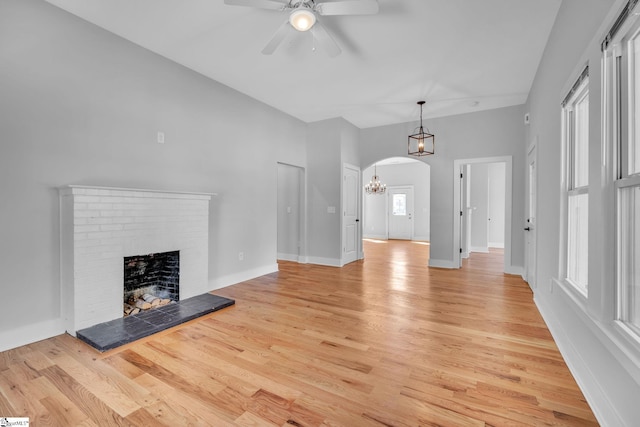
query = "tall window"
xmin=606 ymin=13 xmax=640 ymax=337
xmin=562 ymin=69 xmax=589 ymax=296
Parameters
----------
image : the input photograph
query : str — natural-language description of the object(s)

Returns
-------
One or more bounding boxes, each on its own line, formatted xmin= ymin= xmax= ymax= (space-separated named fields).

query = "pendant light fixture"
xmin=364 ymin=163 xmax=386 ymax=195
xmin=408 ymin=100 xmax=435 ymax=156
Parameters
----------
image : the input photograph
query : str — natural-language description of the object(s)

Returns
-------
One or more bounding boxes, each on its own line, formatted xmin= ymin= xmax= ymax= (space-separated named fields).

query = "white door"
xmin=525 ymin=145 xmax=537 ymax=289
xmin=342 ymin=164 xmax=360 ymax=265
xmin=388 ymin=186 xmax=414 ymax=240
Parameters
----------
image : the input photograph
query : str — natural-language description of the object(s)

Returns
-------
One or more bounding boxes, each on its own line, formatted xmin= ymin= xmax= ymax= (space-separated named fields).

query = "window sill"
xmin=552 ymin=278 xmax=640 ymax=384
xmin=553 ymin=277 xmax=588 ymax=308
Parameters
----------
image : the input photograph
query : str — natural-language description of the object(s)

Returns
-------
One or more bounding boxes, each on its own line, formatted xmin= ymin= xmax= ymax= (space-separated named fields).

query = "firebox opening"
xmin=123 ymin=250 xmax=179 ymax=316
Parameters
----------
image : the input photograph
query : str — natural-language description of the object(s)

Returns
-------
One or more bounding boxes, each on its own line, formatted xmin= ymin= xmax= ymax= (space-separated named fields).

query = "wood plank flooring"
xmin=0 ymin=240 xmax=598 ymax=426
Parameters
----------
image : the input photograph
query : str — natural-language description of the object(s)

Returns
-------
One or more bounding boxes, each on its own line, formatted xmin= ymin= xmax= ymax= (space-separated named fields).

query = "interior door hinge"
xmin=460 ymin=248 xmax=463 ymax=254
xmin=460 ymin=173 xmax=463 ymax=179
xmin=460 ymin=211 xmax=463 ymax=216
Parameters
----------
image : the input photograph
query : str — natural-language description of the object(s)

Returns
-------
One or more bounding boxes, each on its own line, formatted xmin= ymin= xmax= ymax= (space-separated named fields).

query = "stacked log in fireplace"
xmin=124 ymin=293 xmax=173 ymax=316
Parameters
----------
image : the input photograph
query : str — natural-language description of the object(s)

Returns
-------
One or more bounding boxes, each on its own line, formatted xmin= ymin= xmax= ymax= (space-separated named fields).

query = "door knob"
xmin=524 ymin=227 xmax=531 ymax=231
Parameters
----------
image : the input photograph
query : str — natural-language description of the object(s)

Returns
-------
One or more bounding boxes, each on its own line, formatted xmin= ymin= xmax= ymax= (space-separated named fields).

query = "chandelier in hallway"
xmin=364 ymin=163 xmax=386 ymax=195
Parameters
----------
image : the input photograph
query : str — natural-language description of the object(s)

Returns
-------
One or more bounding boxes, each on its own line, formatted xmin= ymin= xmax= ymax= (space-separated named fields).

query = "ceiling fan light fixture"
xmin=289 ymin=8 xmax=316 ymax=31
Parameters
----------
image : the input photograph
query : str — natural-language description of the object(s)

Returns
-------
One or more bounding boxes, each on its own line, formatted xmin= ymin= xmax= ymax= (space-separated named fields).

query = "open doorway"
xmin=362 ymin=157 xmax=431 ymax=242
xmin=461 ymin=162 xmax=506 ymax=255
xmin=453 ymin=156 xmax=513 ymax=273
xmin=277 ymin=163 xmax=305 ymax=263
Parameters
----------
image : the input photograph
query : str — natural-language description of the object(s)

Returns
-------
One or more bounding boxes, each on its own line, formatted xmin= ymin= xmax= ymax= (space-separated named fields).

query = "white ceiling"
xmin=43 ymin=0 xmax=562 ymax=129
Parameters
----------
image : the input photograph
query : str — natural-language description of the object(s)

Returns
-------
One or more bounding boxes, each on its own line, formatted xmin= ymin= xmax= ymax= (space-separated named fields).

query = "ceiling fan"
xmin=224 ymin=0 xmax=379 ymax=57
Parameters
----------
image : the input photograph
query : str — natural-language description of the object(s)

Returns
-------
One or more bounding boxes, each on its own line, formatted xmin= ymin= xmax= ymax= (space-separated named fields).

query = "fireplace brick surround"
xmin=59 ymin=186 xmax=213 ymax=335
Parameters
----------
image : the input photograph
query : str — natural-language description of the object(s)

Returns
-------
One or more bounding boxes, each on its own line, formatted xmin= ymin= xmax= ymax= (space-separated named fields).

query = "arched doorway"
xmin=362 ymin=157 xmax=431 ymax=242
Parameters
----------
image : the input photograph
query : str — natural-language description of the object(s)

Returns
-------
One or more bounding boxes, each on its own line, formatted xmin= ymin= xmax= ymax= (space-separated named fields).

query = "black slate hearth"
xmin=76 ymin=293 xmax=235 ymax=352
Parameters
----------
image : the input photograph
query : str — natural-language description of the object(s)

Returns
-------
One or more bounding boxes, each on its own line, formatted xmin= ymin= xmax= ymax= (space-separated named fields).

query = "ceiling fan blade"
xmin=262 ymin=19 xmax=292 ymax=55
xmin=316 ymin=0 xmax=379 ymax=16
xmin=309 ymin=21 xmax=341 ymax=57
xmin=224 ymin=0 xmax=288 ymax=11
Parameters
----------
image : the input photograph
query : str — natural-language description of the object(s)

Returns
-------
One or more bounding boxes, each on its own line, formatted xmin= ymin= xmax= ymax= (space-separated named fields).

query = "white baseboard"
xmin=0 ymin=317 xmax=66 ymax=352
xmin=488 ymin=241 xmax=505 ymax=249
xmin=412 ymin=235 xmax=430 ymax=242
xmin=535 ymin=290 xmax=637 ymax=427
xmin=1 ymin=264 xmax=279 ymax=353
xmin=209 ymin=263 xmax=278 ymax=291
xmin=470 ymin=246 xmax=489 ymax=253
xmin=306 ymin=256 xmax=342 ymax=267
xmin=429 ymin=258 xmax=457 ymax=269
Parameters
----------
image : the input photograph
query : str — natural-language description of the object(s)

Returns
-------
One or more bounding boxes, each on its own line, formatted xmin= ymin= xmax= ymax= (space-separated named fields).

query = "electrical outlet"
xmin=157 ymin=131 xmax=165 ymax=144
xmin=238 ymin=251 xmax=244 ymax=261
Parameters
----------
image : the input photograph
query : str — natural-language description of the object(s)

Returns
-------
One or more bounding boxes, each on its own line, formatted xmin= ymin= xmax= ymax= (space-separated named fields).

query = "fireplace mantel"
xmin=62 ymin=185 xmax=216 ymax=198
xmin=59 ymin=185 xmax=213 ymax=335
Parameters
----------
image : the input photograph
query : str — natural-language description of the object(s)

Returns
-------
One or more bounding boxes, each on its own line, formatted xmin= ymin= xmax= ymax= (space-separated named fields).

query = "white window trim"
xmin=615 ymin=175 xmax=640 ymax=334
xmin=604 ymin=1 xmax=640 ymax=350
xmin=560 ymin=73 xmax=590 ymax=297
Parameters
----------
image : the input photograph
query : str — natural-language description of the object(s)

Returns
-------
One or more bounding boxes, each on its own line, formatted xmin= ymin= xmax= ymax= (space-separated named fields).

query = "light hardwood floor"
xmin=0 ymin=240 xmax=598 ymax=426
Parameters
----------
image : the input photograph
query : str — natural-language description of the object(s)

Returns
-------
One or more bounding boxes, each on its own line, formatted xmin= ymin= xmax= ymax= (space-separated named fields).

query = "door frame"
xmin=452 ymin=156 xmax=513 ymax=273
xmin=341 ymin=163 xmax=361 ymax=265
xmin=276 ymin=162 xmax=306 ymax=263
xmin=525 ymin=142 xmax=537 ymax=289
xmin=460 ymin=164 xmax=471 ymax=258
xmin=387 ymin=185 xmax=415 ymax=240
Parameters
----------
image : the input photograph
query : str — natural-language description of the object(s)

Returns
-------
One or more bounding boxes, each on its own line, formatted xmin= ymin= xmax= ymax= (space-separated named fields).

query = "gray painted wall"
xmin=306 ymin=119 xmax=342 ymax=263
xmin=525 ymin=0 xmax=640 ymax=424
xmin=0 ymin=0 xmax=306 ymax=343
xmin=359 ymin=105 xmax=525 ymax=269
xmin=306 ymin=117 xmax=361 ymax=265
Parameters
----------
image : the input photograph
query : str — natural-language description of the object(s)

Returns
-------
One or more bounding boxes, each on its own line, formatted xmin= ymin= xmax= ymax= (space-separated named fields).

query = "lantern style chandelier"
xmin=408 ymin=100 xmax=435 ymax=156
xmin=364 ymin=163 xmax=386 ymax=195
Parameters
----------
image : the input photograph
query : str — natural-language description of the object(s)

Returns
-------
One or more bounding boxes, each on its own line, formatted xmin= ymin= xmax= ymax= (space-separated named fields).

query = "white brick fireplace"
xmin=59 ymin=186 xmax=212 ymax=335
